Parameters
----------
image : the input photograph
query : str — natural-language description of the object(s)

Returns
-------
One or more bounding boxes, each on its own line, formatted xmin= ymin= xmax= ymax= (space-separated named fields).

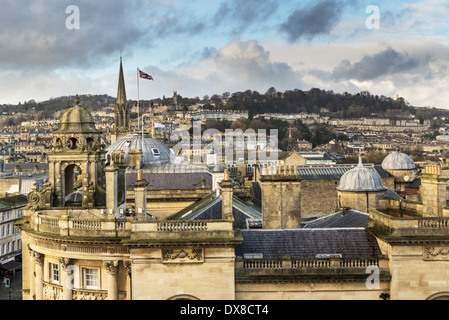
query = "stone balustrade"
xmin=240 ymin=256 xmax=384 ymax=270
xmin=236 ymin=255 xmax=389 ymax=278
xmin=26 ymin=212 xmax=236 ymax=242
xmin=130 ymin=220 xmax=236 ymax=241
xmin=156 ymin=221 xmax=208 ymax=232
xmin=235 ymin=255 xmax=389 ymax=281
xmin=31 ymin=213 xmax=131 ymax=238
xmin=369 ymin=208 xmax=449 ymax=237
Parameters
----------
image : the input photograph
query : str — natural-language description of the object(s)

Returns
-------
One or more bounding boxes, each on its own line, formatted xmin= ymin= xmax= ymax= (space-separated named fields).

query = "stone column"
xmin=58 ymin=257 xmax=74 ymax=300
xmin=55 ymin=162 xmax=62 ymax=206
xmin=103 ymin=260 xmax=119 ymax=300
xmin=133 ymin=169 xmax=149 ymax=220
xmin=28 ymin=245 xmax=36 ymax=300
xmin=123 ymin=260 xmax=132 ymax=300
xmin=104 ymin=164 xmax=118 ymax=216
xmin=33 ymin=252 xmax=44 ymax=300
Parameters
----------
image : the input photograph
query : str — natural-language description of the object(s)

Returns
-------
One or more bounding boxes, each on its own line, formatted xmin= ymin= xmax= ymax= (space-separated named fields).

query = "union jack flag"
xmin=139 ymin=69 xmax=154 ymax=80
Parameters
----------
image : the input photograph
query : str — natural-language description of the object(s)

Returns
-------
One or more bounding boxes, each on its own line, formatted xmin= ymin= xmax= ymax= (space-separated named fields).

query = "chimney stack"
xmin=219 ymin=169 xmax=234 ymax=221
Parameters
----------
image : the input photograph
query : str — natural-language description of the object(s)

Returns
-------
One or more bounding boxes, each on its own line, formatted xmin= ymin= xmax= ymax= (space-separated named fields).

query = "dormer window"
xmin=151 ymin=148 xmax=160 ymax=156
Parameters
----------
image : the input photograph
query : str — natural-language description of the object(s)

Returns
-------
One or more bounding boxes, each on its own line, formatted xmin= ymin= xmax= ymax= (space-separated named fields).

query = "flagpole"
xmin=137 ymin=67 xmax=140 ymax=131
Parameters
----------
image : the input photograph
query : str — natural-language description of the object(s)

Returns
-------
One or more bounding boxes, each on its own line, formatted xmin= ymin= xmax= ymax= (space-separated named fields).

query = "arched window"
xmin=86 ymin=137 xmax=94 ymax=150
xmin=68 ymin=137 xmax=78 ymax=150
xmin=64 ymin=164 xmax=82 ymax=205
xmin=167 ymin=294 xmax=200 ymax=300
xmin=427 ymin=292 xmax=449 ymax=300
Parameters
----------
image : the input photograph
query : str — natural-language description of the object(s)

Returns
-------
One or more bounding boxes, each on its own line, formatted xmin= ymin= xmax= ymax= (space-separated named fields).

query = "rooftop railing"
xmin=26 ymin=210 xmax=235 ymax=242
xmin=236 ymin=255 xmax=389 ymax=277
xmin=368 ymin=208 xmax=449 ymax=237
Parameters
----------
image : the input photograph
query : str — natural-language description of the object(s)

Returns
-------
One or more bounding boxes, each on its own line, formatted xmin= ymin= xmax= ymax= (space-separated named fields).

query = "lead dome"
xmin=106 ymin=133 xmax=174 ymax=166
xmin=337 ymin=156 xmax=386 ymax=192
xmin=54 ymin=95 xmax=100 ymax=134
xmin=381 ymin=151 xmax=415 ymax=171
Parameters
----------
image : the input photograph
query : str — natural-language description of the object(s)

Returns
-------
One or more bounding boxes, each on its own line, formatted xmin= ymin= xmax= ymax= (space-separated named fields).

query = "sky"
xmin=1 ymin=0 xmax=449 ymax=109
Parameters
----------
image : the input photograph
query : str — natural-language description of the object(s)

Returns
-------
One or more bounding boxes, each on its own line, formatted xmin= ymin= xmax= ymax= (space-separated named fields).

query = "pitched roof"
xmin=169 ymin=193 xmax=262 ymax=229
xmin=125 ymin=172 xmax=212 ymax=190
xmin=303 ymin=210 xmax=369 ymax=228
xmin=235 ymin=229 xmax=382 ymax=259
xmin=273 ymin=163 xmax=390 ymax=180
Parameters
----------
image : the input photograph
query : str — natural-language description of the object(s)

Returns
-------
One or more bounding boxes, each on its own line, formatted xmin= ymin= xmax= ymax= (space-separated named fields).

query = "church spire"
xmin=114 ymin=56 xmax=130 ymax=136
xmin=117 ymin=56 xmax=126 ymax=105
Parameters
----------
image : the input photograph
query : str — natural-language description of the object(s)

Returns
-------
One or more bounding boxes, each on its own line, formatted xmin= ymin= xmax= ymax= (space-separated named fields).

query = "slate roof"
xmin=303 ymin=210 xmax=369 ymax=228
xmin=170 ymin=194 xmax=262 ymax=229
xmin=235 ymin=229 xmax=382 ymax=259
xmin=289 ymin=164 xmax=389 ymax=180
xmin=0 ymin=194 xmax=28 ymax=211
xmin=125 ymin=172 xmax=212 ymax=190
xmin=251 ymin=182 xmax=261 ymax=208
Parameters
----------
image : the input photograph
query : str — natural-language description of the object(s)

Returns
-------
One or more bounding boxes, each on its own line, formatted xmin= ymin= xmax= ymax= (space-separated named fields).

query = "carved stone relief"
xmin=162 ymin=248 xmax=204 ymax=263
xmin=423 ymin=246 xmax=449 ymax=260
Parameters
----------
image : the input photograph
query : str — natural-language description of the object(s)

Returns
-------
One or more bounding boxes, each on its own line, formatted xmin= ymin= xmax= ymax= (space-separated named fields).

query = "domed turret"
xmin=381 ymin=151 xmax=415 ymax=171
xmin=54 ymin=95 xmax=100 ymax=134
xmin=337 ymin=156 xmax=386 ymax=192
xmin=46 ymin=95 xmax=106 ymax=207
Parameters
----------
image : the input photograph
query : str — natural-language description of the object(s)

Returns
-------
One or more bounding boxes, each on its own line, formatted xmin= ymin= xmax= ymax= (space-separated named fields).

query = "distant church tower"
xmin=173 ymin=91 xmax=178 ymax=106
xmin=111 ymin=57 xmax=130 ymax=143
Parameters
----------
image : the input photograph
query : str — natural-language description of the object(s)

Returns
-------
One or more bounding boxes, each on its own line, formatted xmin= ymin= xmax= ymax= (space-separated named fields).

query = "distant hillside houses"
xmin=188 ymin=110 xmax=248 ymax=121
xmin=254 ymin=112 xmax=320 ymax=121
xmin=20 ymin=120 xmax=59 ymax=128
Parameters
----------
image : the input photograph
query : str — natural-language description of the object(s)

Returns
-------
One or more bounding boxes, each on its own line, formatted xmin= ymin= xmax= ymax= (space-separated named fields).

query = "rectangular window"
xmin=50 ymin=263 xmax=59 ymax=283
xmin=83 ymin=268 xmax=99 ymax=289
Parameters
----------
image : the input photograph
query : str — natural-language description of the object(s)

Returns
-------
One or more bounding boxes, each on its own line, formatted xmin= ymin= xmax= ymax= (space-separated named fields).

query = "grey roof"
xmin=235 ymin=229 xmax=382 ymax=259
xmin=251 ymin=182 xmax=261 ymax=208
xmin=406 ymin=178 xmax=421 ymax=189
xmin=381 ymin=151 xmax=415 ymax=170
xmin=303 ymin=210 xmax=369 ymax=228
xmin=0 ymin=194 xmax=28 ymax=210
xmin=125 ymin=172 xmax=212 ymax=190
xmin=383 ymin=188 xmax=403 ymax=200
xmin=171 ymin=194 xmax=262 ymax=229
xmin=288 ymin=164 xmax=389 ymax=180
